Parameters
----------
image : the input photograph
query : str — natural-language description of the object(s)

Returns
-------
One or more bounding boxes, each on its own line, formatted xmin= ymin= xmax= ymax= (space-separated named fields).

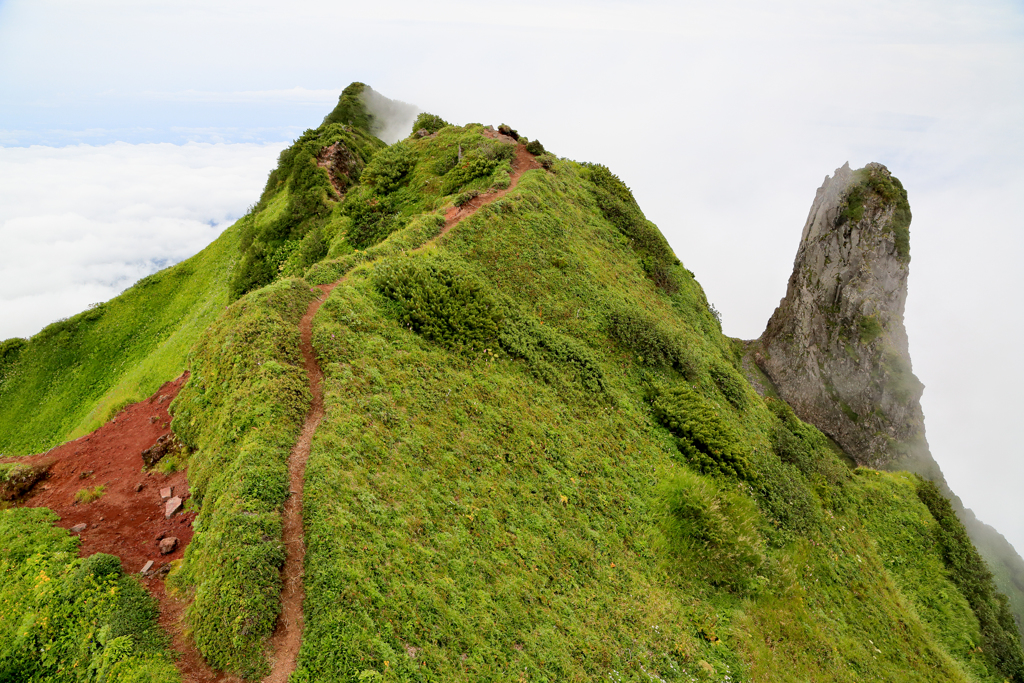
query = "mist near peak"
xmin=362 ymin=87 xmax=420 ymax=144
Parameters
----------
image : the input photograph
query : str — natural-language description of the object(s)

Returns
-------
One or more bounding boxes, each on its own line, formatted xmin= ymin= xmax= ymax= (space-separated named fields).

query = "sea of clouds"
xmin=0 ymin=142 xmax=284 ymax=340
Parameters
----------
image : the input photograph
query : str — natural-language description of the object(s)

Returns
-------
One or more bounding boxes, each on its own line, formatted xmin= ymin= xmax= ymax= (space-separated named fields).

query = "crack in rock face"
xmin=755 ymin=162 xmax=938 ymax=478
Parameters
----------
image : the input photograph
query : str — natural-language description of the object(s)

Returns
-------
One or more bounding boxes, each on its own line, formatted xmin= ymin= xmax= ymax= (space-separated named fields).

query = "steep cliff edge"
xmin=754 ymin=162 xmax=935 ymax=476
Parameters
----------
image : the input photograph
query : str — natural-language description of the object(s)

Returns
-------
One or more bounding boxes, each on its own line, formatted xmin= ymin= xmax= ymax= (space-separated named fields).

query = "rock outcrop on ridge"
xmin=753 ymin=162 xmax=938 ymax=478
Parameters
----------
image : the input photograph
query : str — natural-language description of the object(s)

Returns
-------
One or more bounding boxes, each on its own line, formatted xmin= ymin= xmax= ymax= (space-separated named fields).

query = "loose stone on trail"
xmin=165 ymin=496 xmax=182 ymax=519
xmin=160 ymin=486 xmax=173 ymax=499
xmin=141 ymin=560 xmax=154 ymax=574
xmin=159 ymin=537 xmax=178 ymax=554
xmin=70 ymin=523 xmax=87 ymax=533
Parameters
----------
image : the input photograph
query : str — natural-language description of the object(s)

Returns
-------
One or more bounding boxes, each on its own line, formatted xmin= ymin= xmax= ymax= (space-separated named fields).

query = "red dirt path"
xmin=3 ymin=373 xmax=234 ymax=683
xmin=434 ymin=142 xmax=542 ymax=244
xmin=261 ymin=282 xmax=337 ymax=683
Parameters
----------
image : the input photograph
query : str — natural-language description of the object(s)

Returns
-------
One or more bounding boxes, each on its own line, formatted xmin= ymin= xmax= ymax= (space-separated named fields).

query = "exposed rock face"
xmin=755 ymin=162 xmax=936 ymax=475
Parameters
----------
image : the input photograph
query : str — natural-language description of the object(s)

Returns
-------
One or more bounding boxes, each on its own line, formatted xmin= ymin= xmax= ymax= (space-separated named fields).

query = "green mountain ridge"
xmin=2 ymin=83 xmax=1023 ymax=682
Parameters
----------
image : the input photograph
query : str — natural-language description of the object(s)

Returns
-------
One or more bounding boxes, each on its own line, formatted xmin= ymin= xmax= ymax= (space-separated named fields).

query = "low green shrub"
xmin=74 ymin=484 xmax=106 ymax=504
xmin=709 ymin=361 xmax=748 ymax=409
xmin=0 ymin=508 xmax=179 ymax=682
xmin=360 ymin=143 xmax=414 ymax=194
xmin=498 ymin=313 xmax=607 ymax=394
xmin=497 ymin=123 xmax=520 ymax=140
xmin=341 ymin=188 xmax=406 ymax=249
xmin=858 ymin=314 xmax=882 ymax=344
xmin=651 ymin=384 xmax=750 ymax=479
xmin=454 ymin=189 xmax=480 ymax=207
xmin=525 ymin=139 xmax=545 ymax=155
xmin=411 ymin=113 xmax=449 ymax=136
xmin=375 ymin=256 xmax=503 ymax=349
xmin=607 ymin=305 xmax=697 ymax=378
xmin=441 ymin=157 xmax=500 ymax=195
xmin=659 ymin=469 xmax=765 ymax=590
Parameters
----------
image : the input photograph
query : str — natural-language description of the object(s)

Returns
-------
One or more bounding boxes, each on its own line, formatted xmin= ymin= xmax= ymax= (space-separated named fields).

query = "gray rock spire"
xmin=754 ymin=162 xmax=937 ymax=477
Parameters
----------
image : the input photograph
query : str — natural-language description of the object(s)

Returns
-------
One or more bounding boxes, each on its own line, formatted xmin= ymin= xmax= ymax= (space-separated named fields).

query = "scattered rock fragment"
xmin=134 ymin=482 xmax=145 ymax=492
xmin=160 ymin=486 xmax=173 ymax=499
xmin=141 ymin=560 xmax=154 ymax=574
xmin=70 ymin=523 xmax=87 ymax=533
xmin=159 ymin=537 xmax=178 ymax=554
xmin=78 ymin=470 xmax=94 ymax=480
xmin=165 ymin=496 xmax=182 ymax=519
xmin=141 ymin=433 xmax=183 ymax=468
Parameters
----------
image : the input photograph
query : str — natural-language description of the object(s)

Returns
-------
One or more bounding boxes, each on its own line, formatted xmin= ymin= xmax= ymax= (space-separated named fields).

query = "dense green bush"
xmin=497 ymin=123 xmax=520 ymax=140
xmin=411 ymin=112 xmax=449 ymax=135
xmin=0 ymin=508 xmax=179 ymax=682
xmin=917 ymin=480 xmax=1024 ymax=682
xmin=652 ymin=384 xmax=750 ymax=479
xmin=660 ymin=470 xmax=765 ymax=590
xmin=498 ymin=313 xmax=607 ymax=394
xmin=375 ymin=256 xmax=503 ymax=349
xmin=709 ymin=361 xmax=747 ymax=409
xmin=607 ymin=305 xmax=697 ymax=378
xmin=359 ymin=143 xmax=414 ymax=193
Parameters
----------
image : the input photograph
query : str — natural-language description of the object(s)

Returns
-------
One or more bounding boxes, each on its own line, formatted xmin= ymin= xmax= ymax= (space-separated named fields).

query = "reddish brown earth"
xmin=2 ymin=373 xmax=234 ymax=683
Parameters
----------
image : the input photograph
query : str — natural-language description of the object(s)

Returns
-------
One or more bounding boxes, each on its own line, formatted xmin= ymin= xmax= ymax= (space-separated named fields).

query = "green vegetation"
xmin=917 ymin=480 xmax=1024 ymax=679
xmin=74 ymin=484 xmax=106 ymax=504
xmin=230 ymin=124 xmax=384 ymax=298
xmin=0 ymin=220 xmax=242 ymax=456
xmin=412 ymin=113 xmax=450 ymax=135
xmin=0 ymin=85 xmax=1016 ymax=683
xmin=858 ymin=314 xmax=883 ymax=344
xmin=838 ymin=165 xmax=912 ymax=263
xmin=321 ymin=82 xmax=374 ymax=132
xmin=0 ymin=508 xmax=179 ymax=682
xmin=582 ymin=163 xmax=681 ymax=292
xmin=168 ymin=278 xmax=315 ymax=678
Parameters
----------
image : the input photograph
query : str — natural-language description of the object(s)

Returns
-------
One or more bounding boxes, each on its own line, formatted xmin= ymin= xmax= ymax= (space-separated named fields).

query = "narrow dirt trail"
xmin=261 ymin=140 xmax=543 ymax=680
xmin=425 ymin=141 xmax=542 ymax=249
xmin=261 ymin=281 xmax=337 ymax=683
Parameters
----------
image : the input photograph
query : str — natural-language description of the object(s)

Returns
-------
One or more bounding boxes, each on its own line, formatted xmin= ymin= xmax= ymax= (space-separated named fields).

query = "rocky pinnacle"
xmin=754 ymin=162 xmax=939 ymax=478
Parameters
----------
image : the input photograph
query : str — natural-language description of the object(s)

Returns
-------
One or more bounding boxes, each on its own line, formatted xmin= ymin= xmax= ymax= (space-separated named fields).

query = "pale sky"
xmin=1 ymin=0 xmax=1022 ymax=555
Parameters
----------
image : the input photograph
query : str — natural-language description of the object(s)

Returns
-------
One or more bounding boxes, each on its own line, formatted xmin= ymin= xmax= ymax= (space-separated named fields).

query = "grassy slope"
xmin=169 ymin=278 xmax=315 ymax=678
xmin=247 ymin=126 xmax=1022 ymax=682
xmin=0 ymin=218 xmax=242 ymax=455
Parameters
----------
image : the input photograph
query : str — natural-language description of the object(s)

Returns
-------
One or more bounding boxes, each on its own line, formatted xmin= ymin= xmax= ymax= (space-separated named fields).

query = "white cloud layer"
xmin=0 ymin=0 xmax=1022 ymax=556
xmin=0 ymin=142 xmax=284 ymax=339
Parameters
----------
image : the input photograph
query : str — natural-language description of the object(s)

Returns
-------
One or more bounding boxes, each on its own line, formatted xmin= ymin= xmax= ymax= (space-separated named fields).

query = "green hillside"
xmin=2 ymin=83 xmax=1023 ymax=683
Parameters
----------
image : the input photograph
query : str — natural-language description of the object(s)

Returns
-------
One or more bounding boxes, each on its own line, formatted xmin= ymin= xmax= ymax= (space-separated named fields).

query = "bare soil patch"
xmin=3 ymin=373 xmax=235 ymax=682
